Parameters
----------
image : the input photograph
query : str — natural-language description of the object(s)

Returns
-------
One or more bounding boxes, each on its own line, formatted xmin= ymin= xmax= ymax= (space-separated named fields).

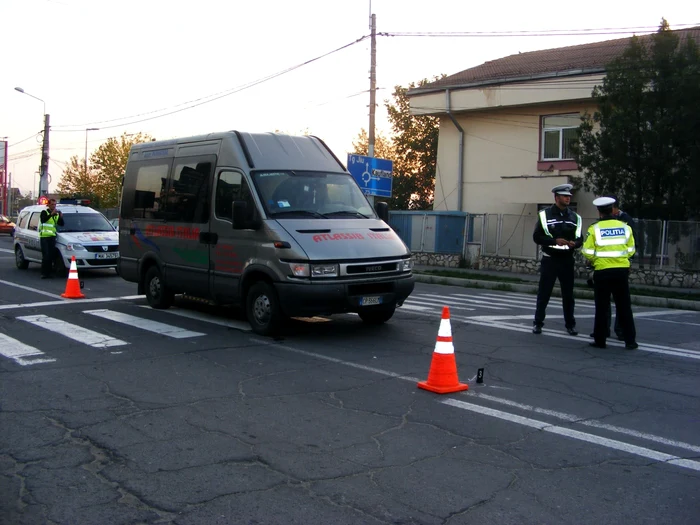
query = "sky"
xmin=1 ymin=0 xmax=698 ymax=202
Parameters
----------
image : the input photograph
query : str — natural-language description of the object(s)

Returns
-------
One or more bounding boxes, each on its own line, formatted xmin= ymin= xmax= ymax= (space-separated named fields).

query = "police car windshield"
xmin=252 ymin=171 xmax=375 ymax=219
xmin=58 ymin=213 xmax=114 ymax=233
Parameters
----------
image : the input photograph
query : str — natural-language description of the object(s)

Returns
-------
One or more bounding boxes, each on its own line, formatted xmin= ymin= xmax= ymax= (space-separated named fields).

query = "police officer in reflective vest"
xmin=39 ymin=198 xmax=64 ymax=279
xmin=532 ymin=184 xmax=583 ymax=335
xmin=583 ymin=196 xmax=638 ymax=350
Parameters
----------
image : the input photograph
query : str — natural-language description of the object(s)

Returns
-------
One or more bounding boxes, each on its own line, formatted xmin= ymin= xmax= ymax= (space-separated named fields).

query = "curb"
xmin=414 ymin=273 xmax=700 ymax=311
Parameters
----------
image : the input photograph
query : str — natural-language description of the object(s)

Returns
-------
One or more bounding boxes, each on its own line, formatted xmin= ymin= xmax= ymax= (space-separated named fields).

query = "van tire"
xmin=246 ymin=281 xmax=284 ymax=336
xmin=54 ymin=253 xmax=68 ymax=277
xmin=145 ymin=266 xmax=174 ymax=309
xmin=358 ymin=305 xmax=396 ymax=325
xmin=15 ymin=246 xmax=29 ymax=269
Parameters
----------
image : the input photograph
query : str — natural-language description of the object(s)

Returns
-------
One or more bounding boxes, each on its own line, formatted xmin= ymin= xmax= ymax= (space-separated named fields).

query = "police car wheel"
xmin=54 ymin=252 xmax=68 ymax=277
xmin=15 ymin=246 xmax=29 ymax=270
xmin=145 ymin=266 xmax=173 ymax=309
xmin=246 ymin=281 xmax=284 ymax=337
xmin=358 ymin=305 xmax=395 ymax=325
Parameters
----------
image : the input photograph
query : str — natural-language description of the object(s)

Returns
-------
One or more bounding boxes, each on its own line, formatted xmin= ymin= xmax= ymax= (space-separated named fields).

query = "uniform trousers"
xmin=593 ymin=268 xmax=636 ymax=345
xmin=40 ymin=236 xmax=57 ymax=277
xmin=534 ymin=255 xmax=576 ymax=329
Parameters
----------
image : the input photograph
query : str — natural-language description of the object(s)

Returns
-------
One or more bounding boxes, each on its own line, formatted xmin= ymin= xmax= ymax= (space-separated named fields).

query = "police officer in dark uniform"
xmin=532 ymin=184 xmax=583 ymax=335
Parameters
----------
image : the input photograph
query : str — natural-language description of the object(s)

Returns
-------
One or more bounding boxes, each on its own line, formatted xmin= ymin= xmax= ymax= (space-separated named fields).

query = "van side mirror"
xmin=375 ymin=201 xmax=389 ymax=222
xmin=232 ymin=200 xmax=261 ymax=230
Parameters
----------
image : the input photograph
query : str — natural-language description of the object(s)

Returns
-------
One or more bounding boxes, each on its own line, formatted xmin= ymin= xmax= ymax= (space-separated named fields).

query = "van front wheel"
xmin=358 ymin=305 xmax=396 ymax=325
xmin=145 ymin=266 xmax=173 ymax=309
xmin=246 ymin=282 xmax=284 ymax=337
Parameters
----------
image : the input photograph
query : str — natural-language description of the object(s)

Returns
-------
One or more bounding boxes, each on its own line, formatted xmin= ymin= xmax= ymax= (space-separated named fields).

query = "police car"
xmin=13 ymin=202 xmax=119 ymax=275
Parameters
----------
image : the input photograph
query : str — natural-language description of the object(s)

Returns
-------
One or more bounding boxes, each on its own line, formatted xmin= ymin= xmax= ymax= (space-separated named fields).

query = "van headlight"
xmin=66 ymin=243 xmax=86 ymax=251
xmin=400 ymin=258 xmax=413 ymax=271
xmin=289 ymin=263 xmax=310 ymax=277
xmin=311 ymin=264 xmax=338 ymax=277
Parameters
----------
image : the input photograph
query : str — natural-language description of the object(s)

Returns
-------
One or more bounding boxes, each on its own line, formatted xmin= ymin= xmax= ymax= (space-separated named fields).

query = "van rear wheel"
xmin=246 ymin=281 xmax=284 ymax=337
xmin=145 ymin=266 xmax=173 ymax=309
xmin=358 ymin=305 xmax=396 ymax=325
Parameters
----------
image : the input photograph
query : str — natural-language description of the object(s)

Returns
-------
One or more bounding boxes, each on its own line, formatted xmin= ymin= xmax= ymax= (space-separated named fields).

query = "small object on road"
xmin=417 ymin=306 xmax=469 ymax=394
xmin=476 ymin=368 xmax=484 ymax=384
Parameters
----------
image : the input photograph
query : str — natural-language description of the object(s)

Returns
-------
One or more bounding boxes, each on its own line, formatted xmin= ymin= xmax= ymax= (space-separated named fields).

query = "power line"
xmin=54 ymin=35 xmax=370 ymax=131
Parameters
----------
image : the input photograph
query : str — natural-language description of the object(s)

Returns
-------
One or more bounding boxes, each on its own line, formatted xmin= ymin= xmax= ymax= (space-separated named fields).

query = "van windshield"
xmin=58 ymin=213 xmax=114 ymax=233
xmin=252 ymin=171 xmax=375 ymax=219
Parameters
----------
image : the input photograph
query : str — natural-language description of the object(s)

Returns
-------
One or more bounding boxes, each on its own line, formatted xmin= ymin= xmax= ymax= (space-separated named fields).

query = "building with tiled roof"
xmin=407 ymin=27 xmax=700 ymax=255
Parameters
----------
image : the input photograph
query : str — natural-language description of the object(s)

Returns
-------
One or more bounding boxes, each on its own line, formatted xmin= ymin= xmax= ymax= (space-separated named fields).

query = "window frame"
xmin=537 ymin=113 xmax=580 ymax=171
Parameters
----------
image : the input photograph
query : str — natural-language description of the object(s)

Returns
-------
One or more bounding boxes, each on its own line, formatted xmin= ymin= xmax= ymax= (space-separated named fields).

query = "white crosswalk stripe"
xmin=84 ymin=309 xmax=206 ymax=338
xmin=413 ymin=293 xmax=509 ymax=310
xmin=16 ymin=314 xmax=128 ymax=348
xmin=0 ymin=334 xmax=57 ymax=366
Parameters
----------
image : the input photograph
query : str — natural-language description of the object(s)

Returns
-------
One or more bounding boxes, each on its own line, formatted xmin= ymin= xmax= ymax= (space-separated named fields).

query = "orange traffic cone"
xmin=61 ymin=256 xmax=85 ymax=299
xmin=418 ymin=306 xmax=468 ymax=394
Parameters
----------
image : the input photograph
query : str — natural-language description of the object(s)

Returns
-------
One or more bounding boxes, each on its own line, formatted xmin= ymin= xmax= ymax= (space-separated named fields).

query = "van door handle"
xmin=199 ymin=232 xmax=218 ymax=245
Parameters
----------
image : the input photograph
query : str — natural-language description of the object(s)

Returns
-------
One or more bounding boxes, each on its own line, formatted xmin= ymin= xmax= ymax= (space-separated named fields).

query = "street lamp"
xmin=14 ymin=87 xmax=49 ymax=197
xmin=85 ymin=128 xmax=99 ymax=173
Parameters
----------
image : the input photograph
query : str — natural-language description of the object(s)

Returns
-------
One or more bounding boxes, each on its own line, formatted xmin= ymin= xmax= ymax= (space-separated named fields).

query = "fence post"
xmin=496 ymin=214 xmax=503 ymax=256
xmin=659 ymin=220 xmax=667 ymax=269
xmin=461 ymin=213 xmax=470 ymax=261
xmin=419 ymin=212 xmax=427 ymax=252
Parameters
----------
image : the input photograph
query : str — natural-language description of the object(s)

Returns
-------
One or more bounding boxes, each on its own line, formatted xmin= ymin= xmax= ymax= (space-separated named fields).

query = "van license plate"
xmin=96 ymin=253 xmax=119 ymax=259
xmin=361 ymin=296 xmax=382 ymax=306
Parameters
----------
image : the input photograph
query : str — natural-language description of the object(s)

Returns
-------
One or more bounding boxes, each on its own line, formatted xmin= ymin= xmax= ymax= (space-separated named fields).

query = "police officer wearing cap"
xmin=583 ymin=196 xmax=638 ymax=350
xmin=532 ymin=184 xmax=583 ymax=335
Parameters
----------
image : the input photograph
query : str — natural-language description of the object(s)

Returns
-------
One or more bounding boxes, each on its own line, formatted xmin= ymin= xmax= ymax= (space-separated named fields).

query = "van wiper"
xmin=322 ymin=210 xmax=370 ymax=218
xmin=270 ymin=210 xmax=328 ymax=219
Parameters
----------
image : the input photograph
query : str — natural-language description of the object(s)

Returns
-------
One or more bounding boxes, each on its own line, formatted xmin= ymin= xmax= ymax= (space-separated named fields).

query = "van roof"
xmin=130 ymin=131 xmax=346 ymax=172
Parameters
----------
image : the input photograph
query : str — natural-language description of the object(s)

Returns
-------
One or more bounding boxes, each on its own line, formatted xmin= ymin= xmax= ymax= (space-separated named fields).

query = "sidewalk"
xmin=413 ymin=264 xmax=700 ymax=311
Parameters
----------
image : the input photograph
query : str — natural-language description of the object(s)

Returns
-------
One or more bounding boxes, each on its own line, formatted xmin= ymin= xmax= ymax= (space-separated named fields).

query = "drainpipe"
xmin=445 ymin=89 xmax=464 ymax=212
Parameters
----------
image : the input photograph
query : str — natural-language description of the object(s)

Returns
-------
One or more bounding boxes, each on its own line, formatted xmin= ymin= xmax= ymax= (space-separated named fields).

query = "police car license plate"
xmin=96 ymin=252 xmax=119 ymax=259
xmin=360 ymin=296 xmax=382 ymax=306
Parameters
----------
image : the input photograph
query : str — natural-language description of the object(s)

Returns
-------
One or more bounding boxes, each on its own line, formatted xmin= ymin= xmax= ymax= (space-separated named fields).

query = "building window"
xmin=542 ymin=114 xmax=580 ymax=161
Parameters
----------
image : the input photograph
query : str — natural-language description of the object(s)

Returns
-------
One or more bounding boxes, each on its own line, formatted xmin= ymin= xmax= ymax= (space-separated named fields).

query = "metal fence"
xmin=390 ymin=211 xmax=700 ymax=271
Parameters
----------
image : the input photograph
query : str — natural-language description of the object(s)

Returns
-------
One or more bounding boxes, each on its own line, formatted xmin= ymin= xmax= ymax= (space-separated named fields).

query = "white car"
xmin=13 ymin=203 xmax=119 ymax=275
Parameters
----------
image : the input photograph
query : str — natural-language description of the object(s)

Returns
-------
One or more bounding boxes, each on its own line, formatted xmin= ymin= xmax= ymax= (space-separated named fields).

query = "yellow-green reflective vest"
xmin=582 ymin=219 xmax=635 ymax=270
xmin=39 ymin=211 xmax=59 ymax=238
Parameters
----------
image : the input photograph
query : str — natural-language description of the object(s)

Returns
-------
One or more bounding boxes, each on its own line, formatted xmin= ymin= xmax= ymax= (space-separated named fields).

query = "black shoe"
xmin=625 ymin=342 xmax=639 ymax=350
xmin=589 ymin=342 xmax=607 ymax=349
xmin=532 ymin=325 xmax=542 ymax=334
xmin=566 ymin=328 xmax=578 ymax=336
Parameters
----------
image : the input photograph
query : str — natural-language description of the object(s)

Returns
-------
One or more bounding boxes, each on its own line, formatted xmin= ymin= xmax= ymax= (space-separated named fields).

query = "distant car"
xmin=13 ymin=204 xmax=119 ymax=275
xmin=110 ymin=218 xmax=119 ymax=230
xmin=0 ymin=215 xmax=15 ymax=236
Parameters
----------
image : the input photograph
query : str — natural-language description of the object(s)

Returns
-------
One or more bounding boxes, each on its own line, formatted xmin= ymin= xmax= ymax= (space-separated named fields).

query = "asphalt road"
xmin=1 ymin=234 xmax=699 ymax=524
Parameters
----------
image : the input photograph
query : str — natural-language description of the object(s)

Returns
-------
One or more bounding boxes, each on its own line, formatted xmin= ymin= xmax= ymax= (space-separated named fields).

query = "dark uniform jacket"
xmin=533 ymin=205 xmax=583 ymax=258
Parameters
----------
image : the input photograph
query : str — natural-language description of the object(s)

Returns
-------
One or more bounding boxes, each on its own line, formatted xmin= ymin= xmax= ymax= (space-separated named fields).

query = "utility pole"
xmin=39 ymin=114 xmax=50 ymax=196
xmin=368 ymin=13 xmax=377 ymax=159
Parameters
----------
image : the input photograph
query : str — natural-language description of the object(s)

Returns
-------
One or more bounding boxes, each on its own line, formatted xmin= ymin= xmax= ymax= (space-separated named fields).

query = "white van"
xmin=118 ymin=131 xmax=415 ymax=336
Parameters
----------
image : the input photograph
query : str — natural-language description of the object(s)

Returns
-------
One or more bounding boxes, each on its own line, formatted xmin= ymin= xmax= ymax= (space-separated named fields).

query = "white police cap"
xmin=592 ymin=196 xmax=616 ymax=207
xmin=551 ymin=184 xmax=573 ymax=196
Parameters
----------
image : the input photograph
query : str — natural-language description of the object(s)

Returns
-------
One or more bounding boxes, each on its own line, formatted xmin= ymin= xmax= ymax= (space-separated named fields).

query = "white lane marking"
xmin=16 ymin=315 xmax=128 ymax=348
xmin=250 ymin=337 xmax=700 ymax=469
xmin=414 ymin=293 xmax=509 ymax=310
xmin=472 ymin=392 xmax=700 ymax=454
xmin=649 ymin=318 xmax=700 ymax=327
xmin=0 ymin=295 xmax=145 ymax=311
xmin=142 ymin=306 xmax=251 ymax=332
xmin=0 ymin=248 xmax=14 ymax=254
xmin=405 ymin=299 xmax=475 ymax=312
xmin=84 ymin=309 xmax=205 ymax=338
xmin=0 ymin=333 xmax=57 ymax=366
xmin=441 ymin=398 xmax=700 ymax=472
xmin=474 ymin=292 xmax=597 ymax=309
xmin=400 ymin=304 xmax=437 ymax=312
xmin=0 ymin=279 xmax=65 ymax=299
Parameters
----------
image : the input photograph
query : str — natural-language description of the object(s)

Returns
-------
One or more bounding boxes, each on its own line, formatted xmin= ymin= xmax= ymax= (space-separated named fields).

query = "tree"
xmin=57 ymin=132 xmax=153 ymax=208
xmin=385 ymin=78 xmax=443 ymax=210
xmin=575 ymin=20 xmax=700 ymax=220
xmin=350 ymin=128 xmax=395 ymax=159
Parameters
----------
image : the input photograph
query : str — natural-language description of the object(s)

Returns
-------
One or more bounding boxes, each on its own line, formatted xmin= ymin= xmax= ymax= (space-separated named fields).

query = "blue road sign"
xmin=347 ymin=154 xmax=393 ymax=198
